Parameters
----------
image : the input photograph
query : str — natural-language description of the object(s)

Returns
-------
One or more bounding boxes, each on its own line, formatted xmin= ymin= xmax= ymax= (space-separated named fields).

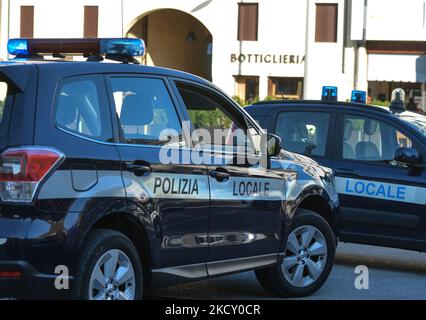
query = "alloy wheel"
xmin=281 ymin=225 xmax=328 ymax=288
xmin=88 ymin=249 xmax=136 ymax=300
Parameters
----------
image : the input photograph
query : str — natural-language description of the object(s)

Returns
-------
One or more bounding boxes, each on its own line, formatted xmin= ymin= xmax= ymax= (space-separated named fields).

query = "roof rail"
xmin=251 ymin=99 xmax=391 ymax=113
xmin=252 ymin=99 xmax=368 ymax=107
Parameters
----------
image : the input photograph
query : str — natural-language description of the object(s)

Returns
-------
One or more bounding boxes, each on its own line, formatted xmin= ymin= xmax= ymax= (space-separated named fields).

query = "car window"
xmin=342 ymin=115 xmax=412 ymax=165
xmin=275 ymin=112 xmax=331 ymax=157
xmin=110 ymin=78 xmax=183 ymax=147
xmin=176 ymin=85 xmax=259 ymax=155
xmin=0 ymin=82 xmax=8 ymax=122
xmin=55 ymin=76 xmax=112 ymax=142
xmin=0 ymin=81 xmax=13 ymax=137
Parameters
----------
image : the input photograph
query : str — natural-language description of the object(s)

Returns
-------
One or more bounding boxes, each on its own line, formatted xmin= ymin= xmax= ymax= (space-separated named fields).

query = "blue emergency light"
xmin=100 ymin=38 xmax=145 ymax=57
xmin=7 ymin=38 xmax=145 ymax=57
xmin=321 ymin=86 xmax=338 ymax=102
xmin=351 ymin=90 xmax=367 ymax=103
xmin=7 ymin=39 xmax=28 ymax=56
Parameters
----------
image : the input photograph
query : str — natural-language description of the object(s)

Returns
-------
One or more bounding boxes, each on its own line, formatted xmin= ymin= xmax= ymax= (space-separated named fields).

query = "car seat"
xmin=343 ymin=120 xmax=355 ymax=159
xmin=355 ymin=119 xmax=381 ymax=161
xmin=120 ymin=94 xmax=154 ymax=141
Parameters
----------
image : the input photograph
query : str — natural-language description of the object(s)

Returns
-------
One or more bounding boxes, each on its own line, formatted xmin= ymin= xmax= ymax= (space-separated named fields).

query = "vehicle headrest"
xmin=299 ymin=123 xmax=309 ymax=139
xmin=56 ymin=95 xmax=77 ymax=127
xmin=344 ymin=120 xmax=353 ymax=141
xmin=120 ymin=94 xmax=153 ymax=126
xmin=364 ymin=119 xmax=378 ymax=136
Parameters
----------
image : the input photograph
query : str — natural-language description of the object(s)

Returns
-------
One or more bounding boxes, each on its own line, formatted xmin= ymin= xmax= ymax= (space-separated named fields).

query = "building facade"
xmin=0 ymin=0 xmax=424 ymax=109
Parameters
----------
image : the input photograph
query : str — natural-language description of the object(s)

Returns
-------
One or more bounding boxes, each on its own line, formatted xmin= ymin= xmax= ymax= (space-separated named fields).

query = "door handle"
xmin=334 ymin=168 xmax=358 ymax=176
xmin=210 ymin=168 xmax=230 ymax=182
xmin=126 ymin=163 xmax=152 ymax=177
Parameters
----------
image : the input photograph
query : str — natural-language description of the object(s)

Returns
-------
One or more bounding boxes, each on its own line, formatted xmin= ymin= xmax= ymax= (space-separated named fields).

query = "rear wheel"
xmin=255 ymin=209 xmax=335 ymax=298
xmin=72 ymin=229 xmax=143 ymax=300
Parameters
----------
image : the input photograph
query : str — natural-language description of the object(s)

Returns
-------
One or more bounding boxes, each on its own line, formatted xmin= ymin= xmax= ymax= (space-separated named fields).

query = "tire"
xmin=72 ymin=229 xmax=143 ymax=300
xmin=255 ymin=209 xmax=335 ymax=298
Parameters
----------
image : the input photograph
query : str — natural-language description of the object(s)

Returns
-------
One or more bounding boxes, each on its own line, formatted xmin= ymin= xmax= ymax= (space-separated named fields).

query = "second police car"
xmin=0 ymin=38 xmax=340 ymax=299
xmin=246 ymin=87 xmax=426 ymax=252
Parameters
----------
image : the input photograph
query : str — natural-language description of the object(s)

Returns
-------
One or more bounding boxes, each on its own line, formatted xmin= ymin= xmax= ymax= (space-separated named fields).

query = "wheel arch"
xmin=297 ymin=195 xmax=333 ymax=227
xmin=81 ymin=211 xmax=153 ymax=287
xmin=278 ymin=185 xmax=339 ymax=260
xmin=290 ymin=185 xmax=339 ymax=232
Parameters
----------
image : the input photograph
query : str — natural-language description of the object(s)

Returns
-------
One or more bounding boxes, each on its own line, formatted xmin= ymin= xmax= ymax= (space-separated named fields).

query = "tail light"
xmin=0 ymin=147 xmax=64 ymax=203
xmin=0 ymin=271 xmax=22 ymax=278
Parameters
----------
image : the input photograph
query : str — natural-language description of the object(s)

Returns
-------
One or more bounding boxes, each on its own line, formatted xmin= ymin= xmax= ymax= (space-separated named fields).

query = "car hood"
xmin=280 ymin=149 xmax=321 ymax=166
xmin=278 ymin=149 xmax=334 ymax=178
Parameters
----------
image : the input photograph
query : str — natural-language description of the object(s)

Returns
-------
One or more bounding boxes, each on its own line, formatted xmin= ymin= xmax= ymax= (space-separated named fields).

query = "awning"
xmin=368 ymin=54 xmax=426 ymax=83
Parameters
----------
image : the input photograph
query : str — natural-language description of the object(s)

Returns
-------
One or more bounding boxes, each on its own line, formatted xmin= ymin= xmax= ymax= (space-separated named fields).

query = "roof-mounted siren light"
xmin=389 ymin=88 xmax=406 ymax=113
xmin=7 ymin=38 xmax=29 ymax=56
xmin=7 ymin=38 xmax=145 ymax=64
xmin=351 ymin=90 xmax=367 ymax=104
xmin=100 ymin=38 xmax=145 ymax=61
xmin=321 ymin=86 xmax=338 ymax=102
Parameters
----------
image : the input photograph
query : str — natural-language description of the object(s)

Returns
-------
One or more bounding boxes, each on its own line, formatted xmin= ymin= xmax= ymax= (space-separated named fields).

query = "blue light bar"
xmin=321 ymin=86 xmax=338 ymax=102
xmin=100 ymin=38 xmax=145 ymax=57
xmin=351 ymin=90 xmax=367 ymax=103
xmin=7 ymin=39 xmax=29 ymax=56
xmin=7 ymin=38 xmax=145 ymax=57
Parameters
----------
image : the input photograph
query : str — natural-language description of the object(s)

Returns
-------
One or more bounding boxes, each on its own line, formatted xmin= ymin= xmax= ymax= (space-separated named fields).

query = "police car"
xmin=0 ymin=38 xmax=340 ymax=300
xmin=246 ymin=87 xmax=426 ymax=252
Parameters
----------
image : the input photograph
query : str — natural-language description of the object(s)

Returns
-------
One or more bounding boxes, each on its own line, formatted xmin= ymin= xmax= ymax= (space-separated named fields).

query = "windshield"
xmin=398 ymin=111 xmax=426 ymax=138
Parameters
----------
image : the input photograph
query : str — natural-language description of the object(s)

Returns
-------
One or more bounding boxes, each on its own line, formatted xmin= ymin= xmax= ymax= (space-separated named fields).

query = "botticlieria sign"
xmin=230 ymin=53 xmax=305 ymax=64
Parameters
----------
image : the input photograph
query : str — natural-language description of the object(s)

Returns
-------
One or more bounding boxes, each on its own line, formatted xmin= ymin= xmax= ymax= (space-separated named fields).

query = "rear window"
xmin=54 ymin=75 xmax=113 ymax=142
xmin=0 ymin=81 xmax=13 ymax=136
xmin=110 ymin=77 xmax=183 ymax=146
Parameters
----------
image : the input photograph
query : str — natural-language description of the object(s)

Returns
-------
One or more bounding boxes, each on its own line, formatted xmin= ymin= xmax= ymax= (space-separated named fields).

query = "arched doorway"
xmin=127 ymin=9 xmax=213 ymax=81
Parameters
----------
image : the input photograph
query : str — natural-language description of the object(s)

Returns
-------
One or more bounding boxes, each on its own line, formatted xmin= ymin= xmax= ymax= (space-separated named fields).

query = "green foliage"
xmin=232 ymin=96 xmax=260 ymax=107
xmin=263 ymin=96 xmax=275 ymax=101
xmin=188 ymin=109 xmax=232 ymax=130
xmin=232 ymin=96 xmax=276 ymax=107
xmin=370 ymin=100 xmax=390 ymax=107
xmin=232 ymin=96 xmax=244 ymax=106
xmin=0 ymin=100 xmax=5 ymax=120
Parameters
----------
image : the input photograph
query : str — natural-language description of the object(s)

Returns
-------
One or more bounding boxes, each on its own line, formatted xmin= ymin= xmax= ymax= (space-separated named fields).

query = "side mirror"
xmin=394 ymin=147 xmax=421 ymax=165
xmin=267 ymin=134 xmax=282 ymax=157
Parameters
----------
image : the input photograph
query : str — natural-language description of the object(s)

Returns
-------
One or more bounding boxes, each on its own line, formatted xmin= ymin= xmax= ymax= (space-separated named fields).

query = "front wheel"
xmin=255 ymin=209 xmax=335 ymax=298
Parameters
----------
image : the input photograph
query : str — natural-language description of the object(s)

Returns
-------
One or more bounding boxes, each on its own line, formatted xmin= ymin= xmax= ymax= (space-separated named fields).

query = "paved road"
xmin=146 ymin=243 xmax=426 ymax=300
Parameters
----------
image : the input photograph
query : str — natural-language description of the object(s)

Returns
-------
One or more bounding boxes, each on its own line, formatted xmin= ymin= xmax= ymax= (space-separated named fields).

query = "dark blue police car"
xmin=246 ymin=88 xmax=426 ymax=252
xmin=0 ymin=38 xmax=340 ymax=299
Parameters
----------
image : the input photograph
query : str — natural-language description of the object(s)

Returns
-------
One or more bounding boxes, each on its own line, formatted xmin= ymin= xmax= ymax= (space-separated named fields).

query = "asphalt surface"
xmin=146 ymin=243 xmax=426 ymax=300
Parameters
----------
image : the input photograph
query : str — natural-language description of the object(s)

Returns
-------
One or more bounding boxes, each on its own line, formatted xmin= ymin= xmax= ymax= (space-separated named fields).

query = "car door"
xmin=334 ymin=111 xmax=426 ymax=250
xmin=271 ymin=108 xmax=336 ymax=169
xmin=106 ymin=75 xmax=210 ymax=270
xmin=172 ymin=81 xmax=285 ymax=273
xmin=37 ymin=74 xmax=126 ymax=212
